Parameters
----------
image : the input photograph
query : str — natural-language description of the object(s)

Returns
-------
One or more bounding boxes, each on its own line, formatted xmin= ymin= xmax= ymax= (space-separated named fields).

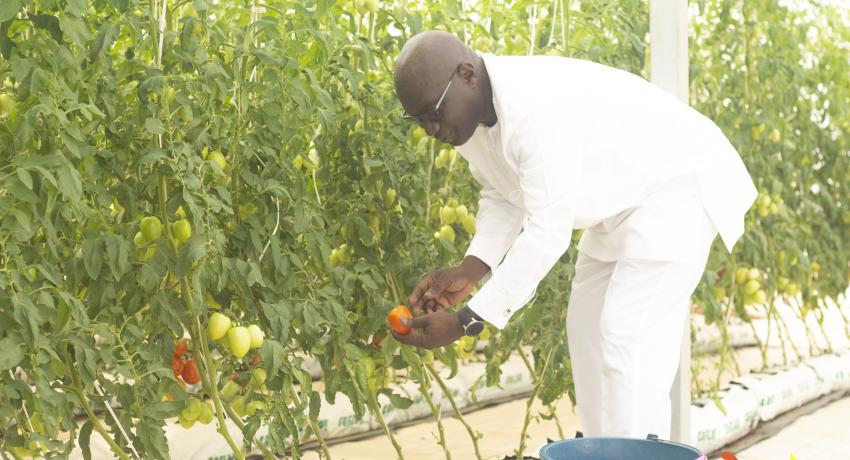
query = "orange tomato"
xmin=172 ymin=356 xmax=185 ymax=378
xmin=387 ymin=305 xmax=412 ymax=335
xmin=181 ymin=359 xmax=202 ymax=385
xmin=720 ymin=452 xmax=738 ymax=460
xmin=173 ymin=338 xmax=189 ymax=358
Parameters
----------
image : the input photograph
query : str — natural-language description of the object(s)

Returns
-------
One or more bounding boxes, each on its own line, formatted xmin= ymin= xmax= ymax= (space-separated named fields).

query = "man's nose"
xmin=422 ymin=120 xmax=440 ymax=138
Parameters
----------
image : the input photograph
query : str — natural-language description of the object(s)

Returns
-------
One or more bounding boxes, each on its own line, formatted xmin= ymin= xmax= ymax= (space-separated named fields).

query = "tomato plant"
xmin=0 ymin=0 xmax=847 ymax=459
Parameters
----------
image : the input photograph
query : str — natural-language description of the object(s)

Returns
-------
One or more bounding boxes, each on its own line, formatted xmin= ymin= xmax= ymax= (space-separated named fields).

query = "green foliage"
xmin=0 ymin=0 xmax=848 ymax=458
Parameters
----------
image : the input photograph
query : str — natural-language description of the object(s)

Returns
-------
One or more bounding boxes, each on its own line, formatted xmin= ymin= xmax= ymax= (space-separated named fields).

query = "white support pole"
xmin=649 ymin=0 xmax=691 ymax=445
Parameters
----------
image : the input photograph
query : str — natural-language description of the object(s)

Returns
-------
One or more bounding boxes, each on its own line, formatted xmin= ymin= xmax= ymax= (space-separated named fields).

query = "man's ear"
xmin=458 ymin=62 xmax=478 ymax=88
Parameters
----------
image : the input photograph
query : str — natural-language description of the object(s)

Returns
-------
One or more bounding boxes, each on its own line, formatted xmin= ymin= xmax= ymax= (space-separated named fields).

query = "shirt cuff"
xmin=467 ymin=277 xmax=536 ymax=330
xmin=465 ymin=234 xmax=511 ymax=273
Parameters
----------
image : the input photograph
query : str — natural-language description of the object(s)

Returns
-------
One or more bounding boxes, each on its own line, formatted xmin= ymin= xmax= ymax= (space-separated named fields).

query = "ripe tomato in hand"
xmin=182 ymin=358 xmax=202 ymax=384
xmin=387 ymin=305 xmax=413 ymax=335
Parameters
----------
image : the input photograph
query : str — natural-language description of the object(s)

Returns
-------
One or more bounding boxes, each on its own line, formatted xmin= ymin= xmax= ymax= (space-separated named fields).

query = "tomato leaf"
xmin=0 ymin=336 xmax=25 ymax=370
xmin=0 ymin=0 xmax=22 ymax=22
xmin=144 ymin=117 xmax=165 ymax=135
xmin=78 ymin=420 xmax=93 ymax=460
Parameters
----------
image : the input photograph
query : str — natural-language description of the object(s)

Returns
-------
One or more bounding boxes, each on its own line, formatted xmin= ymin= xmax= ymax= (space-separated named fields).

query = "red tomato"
xmin=181 ymin=359 xmax=202 ymax=385
xmin=387 ymin=305 xmax=412 ymax=335
xmin=172 ymin=356 xmax=185 ymax=378
xmin=173 ymin=338 xmax=189 ymax=358
xmin=251 ymin=354 xmax=261 ymax=365
xmin=720 ymin=452 xmax=739 ymax=460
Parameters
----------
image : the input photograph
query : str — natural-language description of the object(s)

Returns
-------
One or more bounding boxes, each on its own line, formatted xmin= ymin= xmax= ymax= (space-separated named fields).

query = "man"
xmin=391 ymin=30 xmax=757 ymax=439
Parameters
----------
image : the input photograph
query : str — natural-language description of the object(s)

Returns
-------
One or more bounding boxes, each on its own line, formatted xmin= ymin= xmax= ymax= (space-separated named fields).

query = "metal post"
xmin=649 ymin=0 xmax=691 ymax=444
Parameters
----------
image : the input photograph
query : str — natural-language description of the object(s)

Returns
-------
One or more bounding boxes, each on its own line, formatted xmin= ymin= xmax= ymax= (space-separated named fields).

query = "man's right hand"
xmin=409 ymin=256 xmax=490 ymax=314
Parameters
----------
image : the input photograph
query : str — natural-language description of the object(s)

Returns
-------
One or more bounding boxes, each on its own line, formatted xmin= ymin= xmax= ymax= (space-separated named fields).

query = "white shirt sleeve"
xmin=464 ymin=163 xmax=525 ymax=271
xmin=467 ymin=117 xmax=583 ymax=329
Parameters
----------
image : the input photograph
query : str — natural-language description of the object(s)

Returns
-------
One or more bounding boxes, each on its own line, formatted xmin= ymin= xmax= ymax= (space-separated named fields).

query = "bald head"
xmin=394 ymin=31 xmax=496 ymax=146
xmin=395 ymin=31 xmax=476 ymax=113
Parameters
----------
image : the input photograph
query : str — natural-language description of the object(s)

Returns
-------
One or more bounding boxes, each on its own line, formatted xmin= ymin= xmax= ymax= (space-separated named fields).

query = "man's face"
xmin=401 ymin=65 xmax=481 ymax=147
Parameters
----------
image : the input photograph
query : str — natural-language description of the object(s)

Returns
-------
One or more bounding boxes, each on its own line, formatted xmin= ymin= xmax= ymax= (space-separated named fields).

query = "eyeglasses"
xmin=403 ymin=66 xmax=457 ymax=123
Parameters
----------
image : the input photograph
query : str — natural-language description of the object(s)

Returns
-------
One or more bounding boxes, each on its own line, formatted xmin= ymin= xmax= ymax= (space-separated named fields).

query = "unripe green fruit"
xmin=228 ymin=326 xmax=251 ymax=358
xmin=247 ymin=324 xmax=264 ymax=349
xmin=140 ymin=216 xmax=163 ymax=241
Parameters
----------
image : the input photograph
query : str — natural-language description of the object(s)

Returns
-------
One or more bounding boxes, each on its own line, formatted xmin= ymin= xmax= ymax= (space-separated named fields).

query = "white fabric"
xmin=458 ymin=53 xmax=758 ymax=328
xmin=566 ymin=201 xmax=718 ymax=438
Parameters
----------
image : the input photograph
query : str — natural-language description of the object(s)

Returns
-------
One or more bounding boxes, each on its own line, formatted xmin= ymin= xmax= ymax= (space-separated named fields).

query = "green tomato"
xmin=440 ymin=205 xmax=457 ymax=224
xmin=140 ymin=216 xmax=163 ymax=241
xmin=172 ymin=219 xmax=192 ymax=243
xmin=208 ymin=150 xmax=227 ymax=171
xmin=770 ymin=203 xmax=779 ymax=214
xmin=246 ymin=400 xmax=267 ymax=417
xmin=734 ymin=267 xmax=749 ymax=284
xmin=247 ymin=324 xmax=264 ymax=349
xmin=455 ymin=205 xmax=469 ymax=219
xmin=329 ymin=248 xmax=341 ymax=267
xmin=140 ymin=247 xmax=157 ymax=260
xmin=365 ymin=0 xmax=378 ymax=13
xmin=437 ymin=225 xmax=456 ymax=243
xmin=198 ymin=402 xmax=214 ymax=424
xmin=385 ymin=188 xmax=396 ymax=206
xmin=435 ymin=149 xmax=449 ymax=169
xmin=461 ymin=214 xmax=476 ymax=234
xmin=208 ymin=312 xmax=232 ymax=341
xmin=768 ymin=128 xmax=781 ymax=143
xmin=231 ymin=396 xmax=247 ymax=417
xmin=411 ymin=126 xmax=426 ymax=144
xmin=228 ymin=326 xmax=251 ymax=358
xmin=354 ymin=0 xmax=368 ymax=13
xmin=221 ymin=380 xmax=241 ymax=400
xmin=178 ymin=411 xmax=196 ymax=429
xmin=133 ymin=231 xmax=145 ymax=247
xmin=0 ymin=93 xmax=16 ymax=117
xmin=184 ymin=398 xmax=203 ymax=421
xmin=250 ymin=368 xmax=267 ymax=389
xmin=744 ymin=279 xmax=761 ymax=295
xmin=747 ymin=268 xmax=761 ymax=281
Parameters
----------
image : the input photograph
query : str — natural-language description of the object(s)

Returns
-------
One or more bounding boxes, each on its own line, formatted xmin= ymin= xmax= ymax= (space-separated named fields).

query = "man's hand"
xmin=391 ymin=310 xmax=465 ymax=349
xmin=409 ymin=256 xmax=490 ymax=314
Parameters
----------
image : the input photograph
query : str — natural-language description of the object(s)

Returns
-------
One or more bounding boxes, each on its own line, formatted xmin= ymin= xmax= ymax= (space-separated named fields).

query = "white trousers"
xmin=567 ymin=205 xmax=718 ymax=440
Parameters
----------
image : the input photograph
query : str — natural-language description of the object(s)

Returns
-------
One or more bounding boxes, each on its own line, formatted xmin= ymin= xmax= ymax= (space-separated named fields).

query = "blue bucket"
xmin=540 ymin=434 xmax=703 ymax=460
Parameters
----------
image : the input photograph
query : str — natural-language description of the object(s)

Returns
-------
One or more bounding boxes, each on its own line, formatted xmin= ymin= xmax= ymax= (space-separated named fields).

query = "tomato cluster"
xmin=171 ymin=339 xmax=202 ymax=385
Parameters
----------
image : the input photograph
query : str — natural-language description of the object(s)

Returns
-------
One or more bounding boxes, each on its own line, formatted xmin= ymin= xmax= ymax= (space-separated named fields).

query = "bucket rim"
xmin=539 ymin=436 xmax=703 ymax=455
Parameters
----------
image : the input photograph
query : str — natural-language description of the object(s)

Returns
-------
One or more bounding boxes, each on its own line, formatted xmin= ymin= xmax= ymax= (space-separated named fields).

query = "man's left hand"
xmin=391 ymin=310 xmax=465 ymax=349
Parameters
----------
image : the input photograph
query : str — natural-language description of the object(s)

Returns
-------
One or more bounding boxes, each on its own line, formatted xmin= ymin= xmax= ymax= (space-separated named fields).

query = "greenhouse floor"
xmin=303 ymin=297 xmax=850 ymax=460
xmin=302 ymin=374 xmax=850 ymax=460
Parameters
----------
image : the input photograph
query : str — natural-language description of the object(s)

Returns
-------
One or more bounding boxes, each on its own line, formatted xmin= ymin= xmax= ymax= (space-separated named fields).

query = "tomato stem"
xmin=418 ymin=372 xmax=451 ymax=460
xmin=366 ymin=391 xmax=404 ymax=460
xmin=515 ymin=348 xmax=554 ymax=460
xmin=425 ymin=363 xmax=483 ymax=460
xmin=64 ymin=352 xmax=132 ymax=460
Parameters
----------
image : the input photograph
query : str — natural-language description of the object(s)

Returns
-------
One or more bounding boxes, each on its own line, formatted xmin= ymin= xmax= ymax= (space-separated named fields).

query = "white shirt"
xmin=459 ymin=53 xmax=758 ymax=329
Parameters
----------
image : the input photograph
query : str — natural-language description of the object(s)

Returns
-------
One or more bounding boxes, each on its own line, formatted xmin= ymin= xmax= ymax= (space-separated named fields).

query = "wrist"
xmin=460 ymin=255 xmax=490 ymax=282
xmin=457 ymin=306 xmax=485 ymax=336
